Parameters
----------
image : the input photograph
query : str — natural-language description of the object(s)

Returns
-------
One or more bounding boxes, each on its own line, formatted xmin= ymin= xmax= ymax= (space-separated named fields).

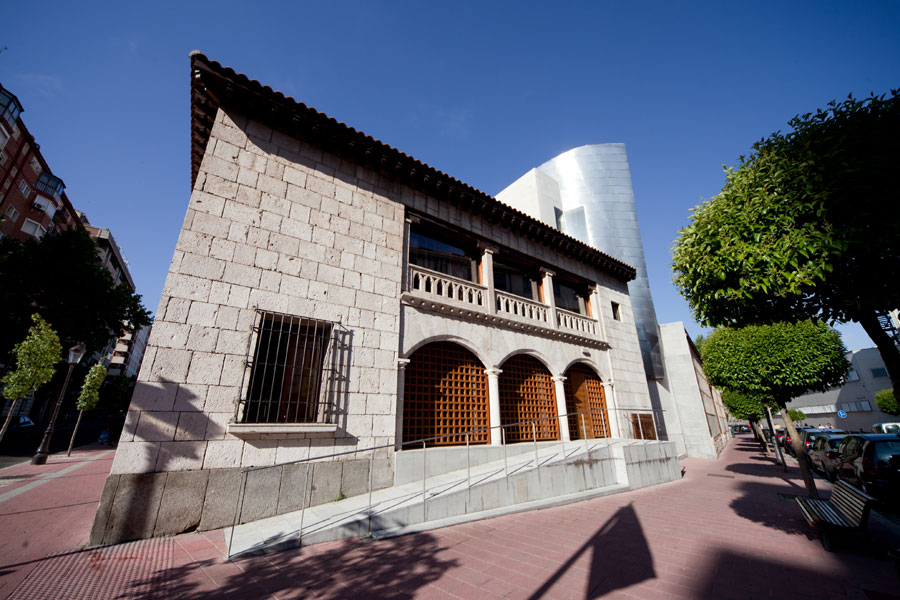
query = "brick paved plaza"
xmin=1 ymin=436 xmax=897 ymax=599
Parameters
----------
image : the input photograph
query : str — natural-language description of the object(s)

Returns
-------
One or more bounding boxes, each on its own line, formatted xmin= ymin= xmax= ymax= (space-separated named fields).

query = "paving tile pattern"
xmin=2 ymin=437 xmax=900 ymax=599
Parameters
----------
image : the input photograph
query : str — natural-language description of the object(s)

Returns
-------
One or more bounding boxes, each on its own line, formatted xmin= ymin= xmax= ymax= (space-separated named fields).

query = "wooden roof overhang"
xmin=189 ymin=52 xmax=637 ymax=283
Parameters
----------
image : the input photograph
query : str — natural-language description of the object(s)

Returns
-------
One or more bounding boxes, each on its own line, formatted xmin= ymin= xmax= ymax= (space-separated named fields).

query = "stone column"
xmin=479 ymin=243 xmax=497 ymax=315
xmin=602 ymin=380 xmax=621 ymax=438
xmin=395 ymin=358 xmax=411 ymax=450
xmin=551 ymin=376 xmax=571 ymax=442
xmin=401 ymin=215 xmax=419 ymax=293
xmin=485 ymin=368 xmax=503 ymax=445
xmin=540 ymin=267 xmax=557 ymax=328
xmin=589 ymin=285 xmax=606 ymax=341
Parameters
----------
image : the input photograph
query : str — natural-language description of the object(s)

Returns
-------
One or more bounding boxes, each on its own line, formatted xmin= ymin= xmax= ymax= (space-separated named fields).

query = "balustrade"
xmin=406 ymin=264 xmax=603 ymax=342
xmin=408 ymin=265 xmax=485 ymax=308
xmin=495 ymin=290 xmax=549 ymax=325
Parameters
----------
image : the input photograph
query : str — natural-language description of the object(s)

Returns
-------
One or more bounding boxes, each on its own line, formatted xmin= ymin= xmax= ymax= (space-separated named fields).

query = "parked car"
xmin=872 ymin=423 xmax=900 ymax=434
xmin=808 ymin=434 xmax=847 ymax=481
xmin=802 ymin=428 xmax=846 ymax=453
xmin=835 ymin=433 xmax=900 ymax=502
xmin=784 ymin=427 xmax=818 ymax=456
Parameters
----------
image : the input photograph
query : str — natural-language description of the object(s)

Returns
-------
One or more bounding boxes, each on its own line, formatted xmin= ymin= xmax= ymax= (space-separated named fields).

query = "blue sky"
xmin=2 ymin=2 xmax=898 ymax=350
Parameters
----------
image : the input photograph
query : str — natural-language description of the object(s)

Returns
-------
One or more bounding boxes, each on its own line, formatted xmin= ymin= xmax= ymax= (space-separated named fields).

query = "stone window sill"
xmin=226 ymin=423 xmax=339 ymax=438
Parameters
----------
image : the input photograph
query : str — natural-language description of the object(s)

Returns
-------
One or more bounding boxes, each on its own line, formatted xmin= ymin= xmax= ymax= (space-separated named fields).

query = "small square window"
xmin=611 ymin=301 xmax=621 ymax=321
xmin=872 ymin=367 xmax=888 ymax=378
xmin=0 ymin=127 xmax=8 ymax=150
xmin=5 ymin=204 xmax=19 ymax=222
xmin=30 ymin=157 xmax=41 ymax=175
xmin=0 ymin=151 xmax=7 ymax=166
xmin=240 ymin=310 xmax=336 ymax=424
xmin=18 ymin=181 xmax=30 ymax=198
xmin=12 ymin=125 xmax=20 ymax=140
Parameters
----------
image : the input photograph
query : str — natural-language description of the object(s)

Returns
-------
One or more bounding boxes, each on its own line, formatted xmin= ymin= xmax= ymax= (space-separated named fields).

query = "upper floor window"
xmin=409 ymin=223 xmax=476 ymax=282
xmin=18 ymin=181 xmax=31 ymax=199
xmin=872 ymin=367 xmax=888 ymax=378
xmin=30 ymin=156 xmax=42 ymax=175
xmin=0 ymin=125 xmax=9 ymax=150
xmin=35 ymin=172 xmax=65 ymax=199
xmin=0 ymin=88 xmax=22 ymax=129
xmin=5 ymin=203 xmax=19 ymax=223
xmin=0 ymin=150 xmax=7 ymax=166
xmin=611 ymin=301 xmax=621 ymax=321
xmin=494 ymin=261 xmax=537 ymax=300
xmin=554 ymin=280 xmax=587 ymax=314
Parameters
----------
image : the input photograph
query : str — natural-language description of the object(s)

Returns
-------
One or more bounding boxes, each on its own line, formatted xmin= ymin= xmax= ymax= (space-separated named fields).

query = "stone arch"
xmin=402 ymin=341 xmax=489 ymax=447
xmin=563 ymin=363 xmax=609 ymax=440
xmin=402 ymin=334 xmax=489 ymax=368
xmin=560 ymin=356 xmax=608 ymax=381
xmin=498 ymin=354 xmax=559 ymax=443
xmin=494 ymin=348 xmax=554 ymax=374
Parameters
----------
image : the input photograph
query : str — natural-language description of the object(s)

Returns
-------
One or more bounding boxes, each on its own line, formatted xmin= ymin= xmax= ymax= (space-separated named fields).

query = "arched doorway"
xmin=564 ymin=364 xmax=609 ymax=439
xmin=499 ymin=354 xmax=559 ymax=443
xmin=402 ymin=341 xmax=489 ymax=446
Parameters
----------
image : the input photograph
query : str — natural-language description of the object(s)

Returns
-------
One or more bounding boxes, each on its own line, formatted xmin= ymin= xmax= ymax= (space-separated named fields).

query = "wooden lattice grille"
xmin=564 ymin=365 xmax=609 ymax=440
xmin=403 ymin=342 xmax=489 ymax=447
xmin=499 ymin=355 xmax=559 ymax=442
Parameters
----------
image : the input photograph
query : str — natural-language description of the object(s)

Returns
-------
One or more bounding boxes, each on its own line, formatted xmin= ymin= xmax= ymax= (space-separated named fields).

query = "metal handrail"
xmin=227 ymin=404 xmax=663 ymax=556
xmin=238 ymin=405 xmax=660 ymax=474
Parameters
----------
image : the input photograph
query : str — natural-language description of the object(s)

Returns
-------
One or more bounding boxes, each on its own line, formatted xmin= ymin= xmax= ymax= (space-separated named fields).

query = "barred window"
xmin=240 ymin=310 xmax=336 ymax=424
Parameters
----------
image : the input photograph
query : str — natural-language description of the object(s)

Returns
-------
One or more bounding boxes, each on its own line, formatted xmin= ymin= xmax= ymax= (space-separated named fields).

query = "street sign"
xmin=837 ymin=410 xmax=847 ymax=418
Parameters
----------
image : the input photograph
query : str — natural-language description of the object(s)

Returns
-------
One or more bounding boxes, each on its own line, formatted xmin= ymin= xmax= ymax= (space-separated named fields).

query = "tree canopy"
xmin=875 ymin=389 xmax=898 ymax=416
xmin=77 ymin=363 xmax=107 ymax=412
xmin=700 ymin=321 xmax=848 ymax=406
xmin=0 ymin=228 xmax=151 ymax=358
xmin=1 ymin=314 xmax=62 ymax=401
xmin=672 ymin=90 xmax=900 ymax=396
xmin=721 ymin=389 xmax=766 ymax=421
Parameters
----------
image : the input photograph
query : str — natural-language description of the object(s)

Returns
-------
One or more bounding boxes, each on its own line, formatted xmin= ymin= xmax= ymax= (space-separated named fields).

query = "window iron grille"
xmin=237 ymin=310 xmax=343 ymax=425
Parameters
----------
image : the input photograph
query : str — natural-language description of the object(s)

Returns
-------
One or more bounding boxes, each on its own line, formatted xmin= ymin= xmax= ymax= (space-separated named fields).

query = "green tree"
xmin=701 ymin=321 xmax=848 ymax=497
xmin=0 ymin=314 xmax=62 ymax=443
xmin=0 ymin=228 xmax=151 ymax=358
xmin=875 ymin=389 xmax=899 ymax=416
xmin=787 ymin=409 xmax=806 ymax=422
xmin=721 ymin=389 xmax=766 ymax=421
xmin=67 ymin=363 xmax=107 ymax=456
xmin=672 ymin=90 xmax=900 ymax=399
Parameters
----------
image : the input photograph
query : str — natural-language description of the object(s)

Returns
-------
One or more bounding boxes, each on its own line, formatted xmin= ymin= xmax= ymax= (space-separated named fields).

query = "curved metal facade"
xmin=498 ymin=144 xmax=665 ymax=379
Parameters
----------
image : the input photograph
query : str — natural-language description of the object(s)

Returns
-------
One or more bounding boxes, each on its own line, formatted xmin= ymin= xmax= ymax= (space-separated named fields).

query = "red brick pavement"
xmin=3 ymin=436 xmax=899 ymax=599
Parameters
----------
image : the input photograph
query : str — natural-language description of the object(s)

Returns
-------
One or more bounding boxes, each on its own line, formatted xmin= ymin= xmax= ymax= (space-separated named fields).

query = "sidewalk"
xmin=2 ymin=436 xmax=898 ymax=599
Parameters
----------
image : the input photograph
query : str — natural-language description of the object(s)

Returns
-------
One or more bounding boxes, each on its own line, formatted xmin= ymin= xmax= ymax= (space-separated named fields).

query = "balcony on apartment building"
xmin=400 ymin=217 xmax=606 ymax=347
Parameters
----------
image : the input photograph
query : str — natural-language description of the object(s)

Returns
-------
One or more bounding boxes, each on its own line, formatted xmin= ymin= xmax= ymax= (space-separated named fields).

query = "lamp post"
xmin=32 ymin=342 xmax=86 ymax=465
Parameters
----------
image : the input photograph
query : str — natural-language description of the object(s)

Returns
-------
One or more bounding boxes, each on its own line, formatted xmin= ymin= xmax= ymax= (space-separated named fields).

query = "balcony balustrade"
xmin=404 ymin=264 xmax=605 ymax=346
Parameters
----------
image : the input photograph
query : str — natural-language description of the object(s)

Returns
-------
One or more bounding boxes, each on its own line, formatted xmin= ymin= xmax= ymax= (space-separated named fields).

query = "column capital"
xmin=551 ymin=376 xmax=567 ymax=383
xmin=478 ymin=242 xmax=498 ymax=254
xmin=397 ymin=358 xmax=411 ymax=369
xmin=405 ymin=213 xmax=421 ymax=225
xmin=539 ymin=267 xmax=556 ymax=277
xmin=484 ymin=368 xmax=502 ymax=377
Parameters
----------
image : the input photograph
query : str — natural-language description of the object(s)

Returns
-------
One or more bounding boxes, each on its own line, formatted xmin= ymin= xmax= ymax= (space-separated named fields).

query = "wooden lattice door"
xmin=564 ymin=365 xmax=609 ymax=440
xmin=499 ymin=355 xmax=559 ymax=443
xmin=402 ymin=342 xmax=489 ymax=447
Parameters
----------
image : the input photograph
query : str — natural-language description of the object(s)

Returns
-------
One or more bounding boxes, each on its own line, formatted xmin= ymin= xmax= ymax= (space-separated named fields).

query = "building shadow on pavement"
xmin=692 ymin=548 xmax=898 ymax=599
xmin=128 ymin=532 xmax=458 ymax=599
xmin=527 ymin=503 xmax=654 ymax=599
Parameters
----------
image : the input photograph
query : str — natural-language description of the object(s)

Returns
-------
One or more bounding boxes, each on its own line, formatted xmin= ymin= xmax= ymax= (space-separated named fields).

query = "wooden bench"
xmin=796 ymin=480 xmax=876 ymax=551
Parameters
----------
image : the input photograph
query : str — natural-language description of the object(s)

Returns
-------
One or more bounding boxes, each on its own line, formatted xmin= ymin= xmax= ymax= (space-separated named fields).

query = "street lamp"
xmin=32 ymin=342 xmax=86 ymax=465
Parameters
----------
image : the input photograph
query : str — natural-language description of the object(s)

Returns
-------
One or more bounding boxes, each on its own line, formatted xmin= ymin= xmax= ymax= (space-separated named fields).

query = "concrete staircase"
xmin=226 ymin=438 xmax=680 ymax=557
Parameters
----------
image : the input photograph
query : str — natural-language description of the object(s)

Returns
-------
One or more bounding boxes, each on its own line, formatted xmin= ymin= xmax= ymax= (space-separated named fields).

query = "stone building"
xmin=90 ymin=53 xmax=665 ymax=545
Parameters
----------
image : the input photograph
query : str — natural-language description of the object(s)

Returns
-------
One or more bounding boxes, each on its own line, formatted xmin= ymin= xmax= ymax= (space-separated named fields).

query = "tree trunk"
xmin=752 ymin=419 xmax=771 ymax=456
xmin=781 ymin=407 xmax=818 ymax=498
xmin=766 ymin=405 xmax=786 ymax=470
xmin=0 ymin=397 xmax=21 ymax=445
xmin=859 ymin=311 xmax=900 ymax=400
xmin=67 ymin=410 xmax=84 ymax=457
